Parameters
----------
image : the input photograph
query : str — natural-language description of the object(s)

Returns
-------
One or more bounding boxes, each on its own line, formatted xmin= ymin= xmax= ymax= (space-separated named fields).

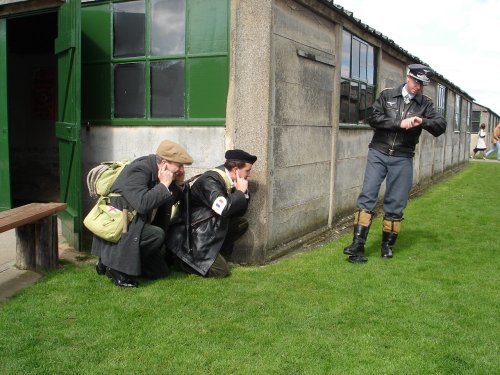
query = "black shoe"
xmin=105 ymin=268 xmax=138 ymax=288
xmin=95 ymin=258 xmax=107 ymax=276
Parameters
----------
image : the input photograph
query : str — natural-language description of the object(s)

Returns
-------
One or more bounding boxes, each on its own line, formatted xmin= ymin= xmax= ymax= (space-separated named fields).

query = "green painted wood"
xmin=188 ymin=0 xmax=228 ymax=54
xmin=80 ymin=0 xmax=229 ymax=124
xmin=55 ymin=0 xmax=81 ymax=249
xmin=0 ymin=19 xmax=11 ymax=211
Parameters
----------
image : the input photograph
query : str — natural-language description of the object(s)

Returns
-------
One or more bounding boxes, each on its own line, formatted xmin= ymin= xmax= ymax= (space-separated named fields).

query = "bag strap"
xmin=210 ymin=168 xmax=232 ymax=193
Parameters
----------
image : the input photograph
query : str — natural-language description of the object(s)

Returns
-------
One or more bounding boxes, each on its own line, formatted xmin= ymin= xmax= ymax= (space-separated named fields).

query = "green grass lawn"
xmin=1 ymin=162 xmax=499 ymax=375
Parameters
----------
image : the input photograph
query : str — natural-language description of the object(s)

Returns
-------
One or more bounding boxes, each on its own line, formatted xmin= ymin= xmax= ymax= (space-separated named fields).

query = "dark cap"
xmin=225 ymin=149 xmax=257 ymax=164
xmin=156 ymin=140 xmax=193 ymax=165
xmin=407 ymin=64 xmax=434 ymax=86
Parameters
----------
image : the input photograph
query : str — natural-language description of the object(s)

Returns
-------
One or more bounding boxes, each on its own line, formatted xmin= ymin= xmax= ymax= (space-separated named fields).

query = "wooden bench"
xmin=0 ymin=202 xmax=67 ymax=271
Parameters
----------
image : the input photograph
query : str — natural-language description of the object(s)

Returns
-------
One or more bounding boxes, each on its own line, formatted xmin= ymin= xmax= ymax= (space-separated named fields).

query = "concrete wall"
xmin=81 ymin=126 xmax=225 ymax=226
xmin=225 ymin=0 xmax=273 ymax=264
xmin=267 ymin=0 xmax=335 ymax=254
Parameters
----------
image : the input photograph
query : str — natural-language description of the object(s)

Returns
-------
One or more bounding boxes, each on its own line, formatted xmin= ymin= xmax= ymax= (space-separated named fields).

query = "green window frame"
xmin=82 ymin=0 xmax=229 ymax=126
xmin=339 ymin=30 xmax=376 ymax=126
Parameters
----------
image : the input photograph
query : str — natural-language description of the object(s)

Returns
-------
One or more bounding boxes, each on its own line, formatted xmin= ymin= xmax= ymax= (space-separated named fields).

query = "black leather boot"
xmin=343 ymin=225 xmax=369 ymax=263
xmin=381 ymin=217 xmax=401 ymax=258
xmin=95 ymin=258 xmax=107 ymax=276
xmin=343 ymin=209 xmax=373 ymax=263
xmin=381 ymin=231 xmax=398 ymax=258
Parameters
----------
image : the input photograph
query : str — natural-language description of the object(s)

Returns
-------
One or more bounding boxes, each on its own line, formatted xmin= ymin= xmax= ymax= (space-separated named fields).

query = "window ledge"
xmin=339 ymin=123 xmax=372 ymax=130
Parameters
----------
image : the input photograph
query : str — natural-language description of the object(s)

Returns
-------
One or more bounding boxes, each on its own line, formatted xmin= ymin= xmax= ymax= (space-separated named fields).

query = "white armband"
xmin=211 ymin=196 xmax=227 ymax=215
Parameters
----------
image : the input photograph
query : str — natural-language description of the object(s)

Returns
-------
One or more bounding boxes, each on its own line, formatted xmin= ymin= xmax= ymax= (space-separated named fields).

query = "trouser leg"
xmin=381 ymin=217 xmax=401 ymax=258
xmin=219 ymin=217 xmax=249 ymax=259
xmin=382 ymin=156 xmax=413 ymax=218
xmin=140 ymin=224 xmax=169 ymax=279
xmin=357 ymin=149 xmax=388 ymax=212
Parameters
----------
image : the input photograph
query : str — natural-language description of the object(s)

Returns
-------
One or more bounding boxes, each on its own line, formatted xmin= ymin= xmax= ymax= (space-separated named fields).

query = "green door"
xmin=55 ymin=0 xmax=81 ymax=249
xmin=0 ymin=19 xmax=11 ymax=211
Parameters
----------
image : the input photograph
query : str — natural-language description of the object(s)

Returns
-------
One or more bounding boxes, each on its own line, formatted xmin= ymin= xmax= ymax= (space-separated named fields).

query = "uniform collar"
xmin=394 ymin=84 xmax=423 ymax=105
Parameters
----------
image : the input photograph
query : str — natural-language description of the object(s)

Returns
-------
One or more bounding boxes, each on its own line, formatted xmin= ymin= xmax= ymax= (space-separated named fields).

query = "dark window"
xmin=114 ymin=63 xmax=145 ymax=118
xmin=340 ymin=30 xmax=376 ymax=125
xmin=113 ymin=1 xmax=145 ymax=58
xmin=151 ymin=60 xmax=184 ymax=117
xmin=471 ymin=110 xmax=481 ymax=133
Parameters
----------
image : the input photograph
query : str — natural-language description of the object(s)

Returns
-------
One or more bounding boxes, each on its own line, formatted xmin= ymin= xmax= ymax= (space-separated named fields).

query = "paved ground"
xmin=0 ymin=232 xmax=43 ymax=302
xmin=0 ymin=227 xmax=93 ymax=303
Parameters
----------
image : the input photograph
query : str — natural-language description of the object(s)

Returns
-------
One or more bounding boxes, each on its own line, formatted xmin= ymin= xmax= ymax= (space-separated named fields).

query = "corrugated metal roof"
xmin=315 ymin=0 xmax=474 ymax=100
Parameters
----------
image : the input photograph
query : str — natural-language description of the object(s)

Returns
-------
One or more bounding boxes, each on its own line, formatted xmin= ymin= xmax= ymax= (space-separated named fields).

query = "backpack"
xmin=84 ymin=160 xmax=135 ymax=242
xmin=86 ymin=161 xmax=130 ymax=199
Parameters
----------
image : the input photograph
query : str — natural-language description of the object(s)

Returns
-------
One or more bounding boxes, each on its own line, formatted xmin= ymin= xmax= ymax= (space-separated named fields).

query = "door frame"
xmin=0 ymin=18 xmax=11 ymax=211
xmin=55 ymin=0 xmax=82 ymax=249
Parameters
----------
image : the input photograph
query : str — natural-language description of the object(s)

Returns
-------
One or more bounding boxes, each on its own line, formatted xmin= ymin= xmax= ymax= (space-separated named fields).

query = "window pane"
xmin=114 ymin=63 xmax=145 ymax=118
xmin=454 ymin=95 xmax=461 ymax=131
xmin=366 ymin=86 xmax=374 ymax=108
xmin=367 ymin=46 xmax=374 ymax=85
xmin=341 ymin=30 xmax=351 ymax=78
xmin=359 ymin=84 xmax=367 ymax=123
xmin=437 ymin=84 xmax=446 ymax=115
xmin=359 ymin=43 xmax=367 ymax=82
xmin=351 ymin=39 xmax=360 ymax=79
xmin=151 ymin=60 xmax=185 ymax=117
xmin=113 ymin=1 xmax=145 ymax=58
xmin=471 ymin=111 xmax=481 ymax=132
xmin=349 ymin=81 xmax=359 ymax=123
xmin=339 ymin=79 xmax=350 ymax=123
xmin=151 ymin=0 xmax=185 ymax=56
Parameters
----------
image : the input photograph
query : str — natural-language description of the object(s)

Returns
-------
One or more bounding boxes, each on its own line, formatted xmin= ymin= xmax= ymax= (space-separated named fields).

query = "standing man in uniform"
xmin=168 ymin=149 xmax=257 ymax=277
xmin=343 ymin=64 xmax=447 ymax=263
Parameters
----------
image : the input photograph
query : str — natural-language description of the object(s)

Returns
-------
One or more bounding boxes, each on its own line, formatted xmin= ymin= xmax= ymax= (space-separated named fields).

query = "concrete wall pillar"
xmin=226 ymin=0 xmax=273 ymax=264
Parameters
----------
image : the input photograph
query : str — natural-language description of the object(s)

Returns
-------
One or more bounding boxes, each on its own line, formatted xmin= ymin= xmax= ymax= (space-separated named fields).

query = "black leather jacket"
xmin=167 ymin=166 xmax=248 ymax=275
xmin=367 ymin=84 xmax=447 ymax=157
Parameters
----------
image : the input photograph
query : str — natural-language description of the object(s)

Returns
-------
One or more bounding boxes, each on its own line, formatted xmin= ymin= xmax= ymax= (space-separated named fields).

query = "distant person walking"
xmin=471 ymin=123 xmax=487 ymax=159
xmin=485 ymin=123 xmax=500 ymax=161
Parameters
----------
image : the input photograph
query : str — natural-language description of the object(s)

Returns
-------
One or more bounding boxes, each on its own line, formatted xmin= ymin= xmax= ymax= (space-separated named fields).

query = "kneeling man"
xmin=169 ymin=149 xmax=257 ymax=277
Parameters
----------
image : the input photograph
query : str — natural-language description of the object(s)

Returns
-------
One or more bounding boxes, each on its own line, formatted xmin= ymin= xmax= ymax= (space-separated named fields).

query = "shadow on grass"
xmin=362 ymin=228 xmax=441 ymax=258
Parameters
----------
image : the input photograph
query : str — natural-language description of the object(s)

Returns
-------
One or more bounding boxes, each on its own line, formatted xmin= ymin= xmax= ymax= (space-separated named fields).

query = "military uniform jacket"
xmin=367 ymin=84 xmax=447 ymax=157
xmin=167 ymin=166 xmax=248 ymax=275
xmin=91 ymin=154 xmax=181 ymax=276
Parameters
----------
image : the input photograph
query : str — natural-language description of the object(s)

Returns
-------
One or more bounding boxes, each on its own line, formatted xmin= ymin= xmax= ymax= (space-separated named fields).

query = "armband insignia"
xmin=212 ymin=196 xmax=227 ymax=215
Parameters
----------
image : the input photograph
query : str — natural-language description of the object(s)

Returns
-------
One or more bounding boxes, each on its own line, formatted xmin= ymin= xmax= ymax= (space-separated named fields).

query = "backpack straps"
xmin=210 ymin=168 xmax=232 ymax=193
